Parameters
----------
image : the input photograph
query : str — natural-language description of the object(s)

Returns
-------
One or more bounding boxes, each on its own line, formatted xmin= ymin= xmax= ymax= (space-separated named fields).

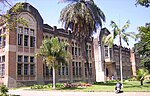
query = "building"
xmin=94 ymin=28 xmax=139 ymax=82
xmin=0 ymin=3 xmax=95 ymax=88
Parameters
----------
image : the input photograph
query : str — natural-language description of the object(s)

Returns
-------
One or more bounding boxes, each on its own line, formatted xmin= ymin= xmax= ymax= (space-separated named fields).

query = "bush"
xmin=31 ymin=84 xmax=45 ymax=89
xmin=0 ymin=85 xmax=8 ymax=96
xmin=30 ymin=83 xmax=63 ymax=89
xmin=56 ymin=83 xmax=64 ymax=88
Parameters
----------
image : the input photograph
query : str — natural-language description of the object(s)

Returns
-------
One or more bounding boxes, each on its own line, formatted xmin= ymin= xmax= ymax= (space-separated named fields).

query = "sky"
xmin=1 ymin=0 xmax=150 ymax=48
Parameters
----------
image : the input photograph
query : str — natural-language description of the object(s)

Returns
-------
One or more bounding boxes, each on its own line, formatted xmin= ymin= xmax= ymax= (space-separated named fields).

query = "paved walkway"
xmin=8 ymin=89 xmax=150 ymax=96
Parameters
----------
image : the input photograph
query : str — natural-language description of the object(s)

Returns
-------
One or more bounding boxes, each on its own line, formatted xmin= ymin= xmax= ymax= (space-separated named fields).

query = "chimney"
xmin=53 ymin=26 xmax=57 ymax=31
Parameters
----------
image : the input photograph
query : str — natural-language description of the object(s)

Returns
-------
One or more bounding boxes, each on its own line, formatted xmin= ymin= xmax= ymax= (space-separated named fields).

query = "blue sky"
xmin=3 ymin=0 xmax=150 ymax=48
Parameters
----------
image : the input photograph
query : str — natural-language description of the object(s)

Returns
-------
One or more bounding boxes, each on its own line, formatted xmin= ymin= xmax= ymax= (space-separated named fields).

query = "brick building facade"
xmin=94 ymin=28 xmax=140 ymax=82
xmin=0 ymin=3 xmax=95 ymax=88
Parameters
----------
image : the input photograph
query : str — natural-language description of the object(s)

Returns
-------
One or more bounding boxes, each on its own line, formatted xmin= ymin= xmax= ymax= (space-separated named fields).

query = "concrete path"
xmin=8 ymin=90 xmax=150 ymax=96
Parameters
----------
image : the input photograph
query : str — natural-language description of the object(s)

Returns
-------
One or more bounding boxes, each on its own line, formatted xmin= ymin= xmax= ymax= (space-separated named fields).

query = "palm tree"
xmin=103 ymin=20 xmax=135 ymax=83
xmin=36 ymin=37 xmax=70 ymax=89
xmin=137 ymin=68 xmax=149 ymax=85
xmin=135 ymin=0 xmax=150 ymax=7
xmin=59 ymin=0 xmax=105 ymax=82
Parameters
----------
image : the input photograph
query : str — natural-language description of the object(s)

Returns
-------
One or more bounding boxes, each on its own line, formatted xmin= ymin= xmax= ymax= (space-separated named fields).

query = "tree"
xmin=59 ymin=0 xmax=105 ymax=82
xmin=103 ymin=20 xmax=135 ymax=83
xmin=137 ymin=68 xmax=149 ymax=85
xmin=135 ymin=23 xmax=150 ymax=71
xmin=0 ymin=1 xmax=28 ymax=29
xmin=135 ymin=0 xmax=150 ymax=7
xmin=36 ymin=37 xmax=70 ymax=89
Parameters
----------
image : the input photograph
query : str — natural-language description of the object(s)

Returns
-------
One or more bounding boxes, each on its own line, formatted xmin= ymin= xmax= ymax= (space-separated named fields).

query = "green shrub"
xmin=56 ymin=83 xmax=64 ymax=88
xmin=31 ymin=84 xmax=45 ymax=89
xmin=47 ymin=84 xmax=52 ymax=88
xmin=0 ymin=85 xmax=8 ymax=96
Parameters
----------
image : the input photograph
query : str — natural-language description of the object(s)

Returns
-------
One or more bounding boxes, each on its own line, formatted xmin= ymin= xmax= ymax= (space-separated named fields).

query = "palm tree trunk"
xmin=119 ymin=32 xmax=123 ymax=83
xmin=140 ymin=80 xmax=143 ymax=86
xmin=52 ymin=65 xmax=56 ymax=89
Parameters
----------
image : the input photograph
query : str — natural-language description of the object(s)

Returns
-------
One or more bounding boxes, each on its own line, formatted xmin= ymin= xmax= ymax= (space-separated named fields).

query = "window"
xmin=79 ymin=62 xmax=81 ymax=76
xmin=58 ymin=66 xmax=61 ymax=75
xmin=89 ymin=63 xmax=92 ymax=76
xmin=45 ymin=35 xmax=48 ymax=38
xmin=18 ymin=27 xmax=23 ymax=33
xmin=30 ymin=29 xmax=34 ymax=36
xmin=89 ymin=50 xmax=92 ymax=58
xmin=75 ymin=47 xmax=77 ymax=55
xmin=1 ymin=64 xmax=5 ymax=76
xmin=30 ymin=36 xmax=35 ymax=47
xmin=18 ymin=55 xmax=22 ymax=62
xmin=30 ymin=57 xmax=34 ymax=63
xmin=76 ymin=62 xmax=78 ymax=75
xmin=30 ymin=64 xmax=35 ymax=75
xmin=18 ymin=34 xmax=23 ymax=45
xmin=78 ymin=48 xmax=81 ymax=56
xmin=104 ymin=45 xmax=108 ymax=58
xmin=24 ymin=28 xmax=29 ymax=34
xmin=72 ymin=62 xmax=75 ymax=76
xmin=17 ymin=63 xmax=22 ymax=75
xmin=72 ymin=47 xmax=74 ymax=56
xmin=66 ymin=65 xmax=68 ymax=75
xmin=62 ymin=66 xmax=65 ymax=75
xmin=24 ymin=64 xmax=28 ymax=75
xmin=58 ymin=63 xmax=68 ymax=76
xmin=2 ymin=56 xmax=5 ymax=62
xmin=46 ymin=66 xmax=49 ymax=76
xmin=50 ymin=67 xmax=53 ymax=76
xmin=24 ymin=35 xmax=28 ymax=46
xmin=0 ymin=64 xmax=5 ymax=77
xmin=24 ymin=56 xmax=28 ymax=62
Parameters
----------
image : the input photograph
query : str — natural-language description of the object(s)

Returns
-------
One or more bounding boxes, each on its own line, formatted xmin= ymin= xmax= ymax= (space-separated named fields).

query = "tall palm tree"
xmin=36 ymin=37 xmax=70 ymax=89
xmin=59 ymin=0 xmax=105 ymax=36
xmin=103 ymin=20 xmax=135 ymax=83
xmin=59 ymin=0 xmax=105 ymax=82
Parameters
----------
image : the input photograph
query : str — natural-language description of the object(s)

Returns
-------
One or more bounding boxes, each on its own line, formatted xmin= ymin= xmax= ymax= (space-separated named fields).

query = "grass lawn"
xmin=56 ymin=80 xmax=150 ymax=92
xmin=20 ymin=80 xmax=150 ymax=92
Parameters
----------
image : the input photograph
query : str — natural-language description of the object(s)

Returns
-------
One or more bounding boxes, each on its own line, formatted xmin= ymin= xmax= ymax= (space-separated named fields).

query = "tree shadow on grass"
xmin=57 ymin=87 xmax=86 ymax=90
xmin=93 ymin=82 xmax=116 ymax=86
xmin=124 ymin=85 xmax=150 ymax=88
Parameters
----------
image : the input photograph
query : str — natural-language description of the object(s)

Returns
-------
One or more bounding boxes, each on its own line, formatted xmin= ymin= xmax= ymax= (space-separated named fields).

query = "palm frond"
xmin=125 ymin=32 xmax=136 ymax=39
xmin=121 ymin=20 xmax=130 ymax=32
xmin=59 ymin=0 xmax=105 ymax=39
xmin=103 ymin=34 xmax=113 ymax=48
xmin=121 ymin=33 xmax=129 ymax=46
xmin=110 ymin=20 xmax=118 ymax=29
